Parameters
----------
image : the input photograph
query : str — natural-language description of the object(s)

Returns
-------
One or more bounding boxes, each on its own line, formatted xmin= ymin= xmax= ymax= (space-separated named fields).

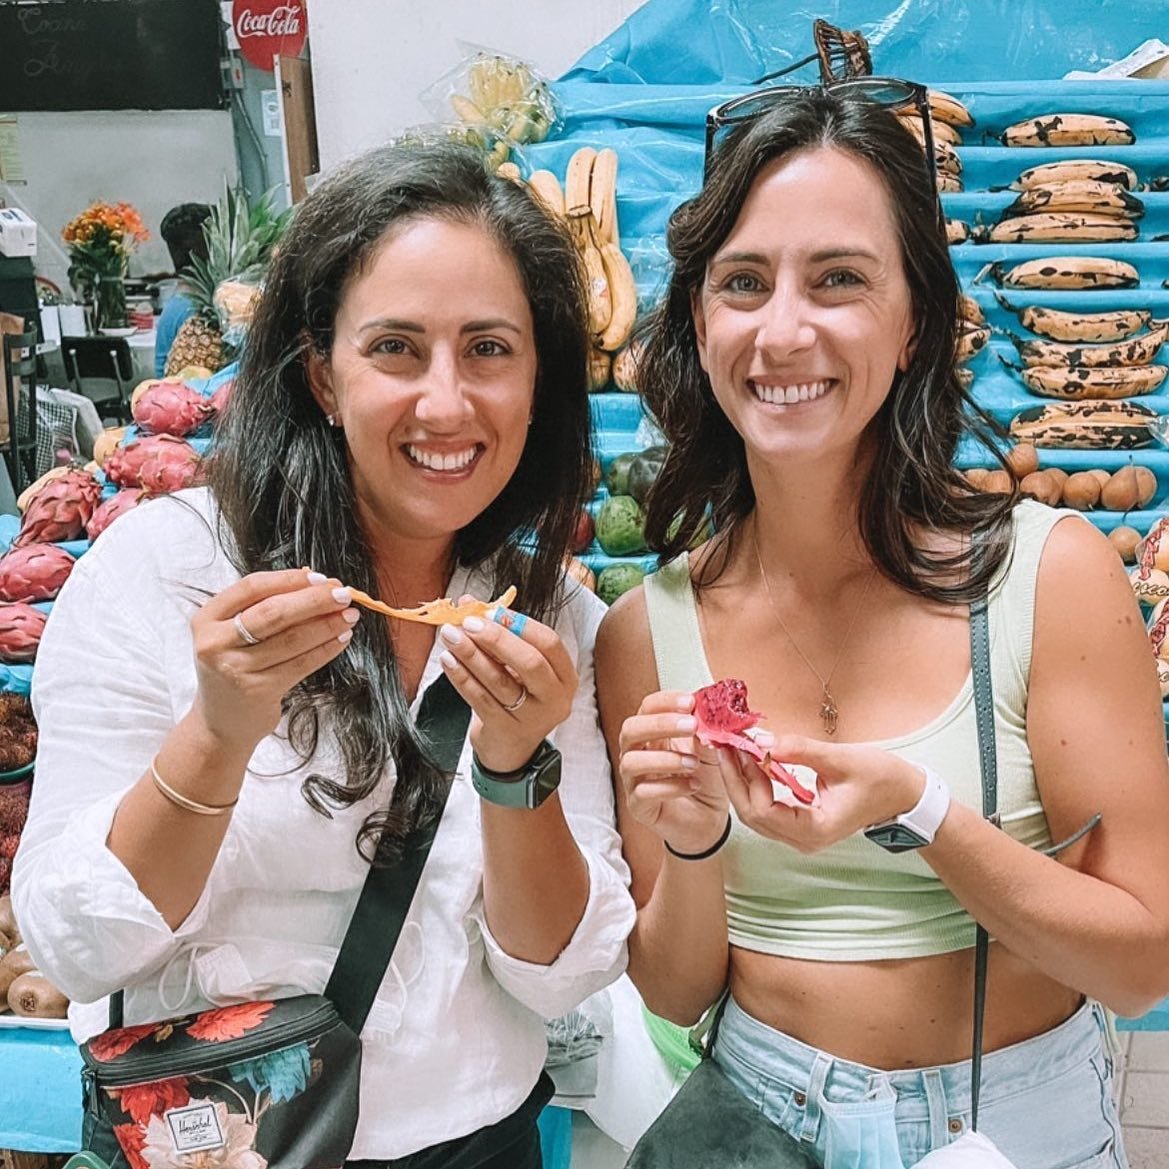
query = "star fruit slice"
xmin=346 ymin=584 xmax=518 ymax=626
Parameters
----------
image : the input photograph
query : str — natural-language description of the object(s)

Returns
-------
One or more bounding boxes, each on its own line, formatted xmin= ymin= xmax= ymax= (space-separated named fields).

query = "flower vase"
xmin=93 ymin=274 xmax=128 ymax=332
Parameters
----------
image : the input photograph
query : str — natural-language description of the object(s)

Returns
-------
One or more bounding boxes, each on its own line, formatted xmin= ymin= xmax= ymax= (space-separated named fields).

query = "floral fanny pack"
xmin=75 ymin=675 xmax=471 ymax=1169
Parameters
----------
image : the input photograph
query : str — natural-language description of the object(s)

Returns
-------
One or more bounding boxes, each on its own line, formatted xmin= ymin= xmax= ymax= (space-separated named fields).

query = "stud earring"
xmin=325 ymin=413 xmax=338 ymax=428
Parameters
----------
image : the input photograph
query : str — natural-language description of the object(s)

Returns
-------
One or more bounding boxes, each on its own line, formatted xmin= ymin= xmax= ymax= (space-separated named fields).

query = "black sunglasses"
xmin=703 ymin=76 xmax=941 ymax=212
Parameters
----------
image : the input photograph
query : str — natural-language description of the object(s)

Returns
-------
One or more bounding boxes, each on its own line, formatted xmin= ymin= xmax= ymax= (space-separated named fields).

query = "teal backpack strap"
xmin=643 ymin=553 xmax=710 ymax=692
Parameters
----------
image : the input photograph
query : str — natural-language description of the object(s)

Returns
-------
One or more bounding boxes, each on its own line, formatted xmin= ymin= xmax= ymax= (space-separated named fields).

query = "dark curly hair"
xmin=639 ymin=88 xmax=1014 ymax=602
xmin=205 ymin=140 xmax=593 ymax=861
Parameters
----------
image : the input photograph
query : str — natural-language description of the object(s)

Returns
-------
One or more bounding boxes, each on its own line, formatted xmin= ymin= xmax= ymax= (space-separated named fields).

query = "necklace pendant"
xmin=820 ymin=691 xmax=839 ymax=736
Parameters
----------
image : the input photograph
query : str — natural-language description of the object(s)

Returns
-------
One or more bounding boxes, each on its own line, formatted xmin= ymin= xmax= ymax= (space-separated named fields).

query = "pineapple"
xmin=164 ymin=184 xmax=291 ymax=376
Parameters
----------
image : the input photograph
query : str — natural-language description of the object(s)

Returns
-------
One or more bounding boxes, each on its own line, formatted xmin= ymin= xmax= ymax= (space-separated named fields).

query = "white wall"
xmin=4 ymin=110 xmax=237 ymax=294
xmin=308 ymin=0 xmax=647 ymax=172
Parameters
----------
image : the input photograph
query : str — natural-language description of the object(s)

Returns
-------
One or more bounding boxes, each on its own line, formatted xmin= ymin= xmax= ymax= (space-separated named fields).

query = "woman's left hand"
xmin=718 ymin=735 xmax=929 ymax=853
xmin=438 ymin=606 xmax=577 ymax=773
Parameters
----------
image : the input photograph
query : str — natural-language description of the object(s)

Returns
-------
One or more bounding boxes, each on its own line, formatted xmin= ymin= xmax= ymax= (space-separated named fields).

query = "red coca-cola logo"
xmin=231 ymin=0 xmax=307 ymax=72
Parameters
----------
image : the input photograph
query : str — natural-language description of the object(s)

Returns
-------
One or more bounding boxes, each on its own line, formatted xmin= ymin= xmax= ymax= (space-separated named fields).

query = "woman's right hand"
xmin=618 ymin=690 xmax=730 ymax=857
xmin=188 ymin=568 xmax=360 ymax=753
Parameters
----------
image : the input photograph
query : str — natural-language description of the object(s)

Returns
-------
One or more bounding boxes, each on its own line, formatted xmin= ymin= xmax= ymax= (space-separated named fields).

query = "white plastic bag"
xmin=914 ymin=1132 xmax=1021 ymax=1168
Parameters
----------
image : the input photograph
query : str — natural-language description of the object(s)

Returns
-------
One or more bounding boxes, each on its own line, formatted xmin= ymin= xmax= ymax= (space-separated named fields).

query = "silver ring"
xmin=233 ymin=612 xmax=261 ymax=647
xmin=501 ymin=686 xmax=528 ymax=713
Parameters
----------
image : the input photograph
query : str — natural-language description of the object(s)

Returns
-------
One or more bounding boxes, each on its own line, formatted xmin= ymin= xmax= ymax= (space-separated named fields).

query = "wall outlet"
xmin=222 ymin=56 xmax=245 ymax=90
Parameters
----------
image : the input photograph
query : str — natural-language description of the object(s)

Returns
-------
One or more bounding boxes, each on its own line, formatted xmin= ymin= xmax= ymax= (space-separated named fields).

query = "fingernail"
xmin=439 ymin=650 xmax=457 ymax=670
xmin=679 ymin=754 xmax=698 ymax=770
xmin=337 ymin=629 xmax=353 ymax=644
xmin=441 ymin=624 xmax=464 ymax=645
xmin=676 ymin=716 xmax=697 ymax=733
xmin=753 ymin=730 xmax=776 ymax=748
xmin=341 ymin=608 xmax=360 ymax=624
xmin=675 ymin=695 xmax=694 ymax=711
xmin=332 ymin=587 xmax=351 ymax=604
xmin=462 ymin=616 xmax=485 ymax=633
xmin=307 ymin=571 xmax=328 ymax=585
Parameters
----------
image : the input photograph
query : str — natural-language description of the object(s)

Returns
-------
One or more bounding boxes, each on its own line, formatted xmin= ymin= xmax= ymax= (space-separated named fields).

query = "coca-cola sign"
xmin=232 ymin=0 xmax=307 ymax=72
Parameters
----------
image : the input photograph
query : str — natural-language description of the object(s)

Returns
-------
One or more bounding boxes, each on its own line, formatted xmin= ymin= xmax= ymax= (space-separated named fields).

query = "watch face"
xmin=865 ymin=823 xmax=929 ymax=853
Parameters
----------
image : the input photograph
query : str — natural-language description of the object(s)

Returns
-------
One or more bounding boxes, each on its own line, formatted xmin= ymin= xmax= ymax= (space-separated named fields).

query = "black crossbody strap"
xmin=109 ymin=673 xmax=470 ymax=1036
xmin=968 ymin=534 xmax=997 ymax=1133
xmin=325 ymin=672 xmax=470 ymax=1034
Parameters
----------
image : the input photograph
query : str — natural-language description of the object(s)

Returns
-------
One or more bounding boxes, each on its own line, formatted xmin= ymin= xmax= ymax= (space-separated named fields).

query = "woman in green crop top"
xmin=595 ymin=87 xmax=1169 ymax=1168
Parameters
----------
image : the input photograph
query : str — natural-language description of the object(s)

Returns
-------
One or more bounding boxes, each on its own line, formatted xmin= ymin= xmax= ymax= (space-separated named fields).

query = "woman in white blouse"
xmin=13 ymin=141 xmax=634 ymax=1168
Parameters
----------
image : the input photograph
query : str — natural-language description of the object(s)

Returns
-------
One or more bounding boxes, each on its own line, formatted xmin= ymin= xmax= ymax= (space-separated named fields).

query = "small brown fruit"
xmin=1045 ymin=466 xmax=1069 ymax=491
xmin=963 ymin=467 xmax=989 ymax=488
xmin=981 ymin=469 xmax=1014 ymax=495
xmin=1087 ymin=468 xmax=1112 ymax=489
xmin=8 ymin=971 xmax=68 ymax=1019
xmin=1004 ymin=443 xmax=1039 ymax=479
xmin=1018 ymin=470 xmax=1062 ymax=506
xmin=1062 ymin=471 xmax=1102 ymax=510
xmin=1101 ymin=466 xmax=1142 ymax=512
xmin=1109 ymin=525 xmax=1142 ymax=563
xmin=1135 ymin=466 xmax=1158 ymax=508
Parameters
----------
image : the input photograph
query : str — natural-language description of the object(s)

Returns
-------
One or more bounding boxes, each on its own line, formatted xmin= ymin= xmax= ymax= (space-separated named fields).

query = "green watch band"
xmin=471 ymin=739 xmax=562 ymax=809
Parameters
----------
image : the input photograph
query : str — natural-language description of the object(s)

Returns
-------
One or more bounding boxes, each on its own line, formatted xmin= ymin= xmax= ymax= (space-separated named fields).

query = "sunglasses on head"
xmin=703 ymin=76 xmax=941 ymax=215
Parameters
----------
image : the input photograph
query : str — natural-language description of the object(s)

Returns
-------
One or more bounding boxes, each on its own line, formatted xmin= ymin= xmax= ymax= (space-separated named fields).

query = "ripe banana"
xmin=946 ymin=218 xmax=970 ymax=245
xmin=1003 ymin=180 xmax=1144 ymax=219
xmin=936 ymin=141 xmax=962 ymax=177
xmin=568 ymin=208 xmax=612 ymax=336
xmin=1010 ymin=322 xmax=1167 ymax=369
xmin=983 ymin=213 xmax=1138 ymax=244
xmin=928 ymin=89 xmax=974 ymax=128
xmin=495 ymin=161 xmax=522 ymax=183
xmin=589 ymin=147 xmax=620 ymax=248
xmin=1018 ymin=363 xmax=1167 ymax=400
xmin=597 ymin=239 xmax=638 ymax=352
xmin=955 ymin=367 xmax=975 ymax=391
xmin=959 ymin=294 xmax=985 ymax=327
xmin=898 ymin=114 xmax=962 ymax=147
xmin=999 ymin=113 xmax=1135 ymax=148
xmin=994 ymin=297 xmax=1151 ymax=343
xmin=564 ymin=147 xmax=597 ymax=214
xmin=995 ymin=255 xmax=1140 ymax=290
xmin=1011 ymin=159 xmax=1138 ymax=191
xmin=449 ymin=94 xmax=487 ymax=126
xmin=1008 ymin=399 xmax=1156 ymax=449
xmin=955 ymin=325 xmax=990 ymax=364
xmin=937 ymin=172 xmax=963 ymax=193
xmin=526 ymin=169 xmax=565 ymax=219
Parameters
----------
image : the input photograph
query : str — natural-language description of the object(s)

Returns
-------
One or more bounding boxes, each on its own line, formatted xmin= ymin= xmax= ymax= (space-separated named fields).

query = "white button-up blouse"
xmin=13 ymin=488 xmax=634 ymax=1160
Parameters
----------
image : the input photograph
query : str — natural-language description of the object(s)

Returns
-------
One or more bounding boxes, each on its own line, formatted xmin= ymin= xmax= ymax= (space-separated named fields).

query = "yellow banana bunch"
xmin=468 ymin=56 xmax=535 ymax=110
xmin=983 ymin=213 xmax=1138 ymax=244
xmin=597 ymin=238 xmax=638 ymax=351
xmin=1011 ymin=159 xmax=1138 ymax=191
xmin=898 ymin=114 xmax=962 ymax=147
xmin=955 ymin=325 xmax=990 ymax=365
xmin=928 ymin=89 xmax=974 ymax=128
xmin=994 ymin=255 xmax=1140 ymax=290
xmin=568 ymin=207 xmax=612 ymax=336
xmin=935 ymin=141 xmax=962 ymax=177
xmin=589 ymin=148 xmax=620 ymax=248
xmin=526 ymin=170 xmax=565 ymax=219
xmin=999 ymin=113 xmax=1135 ymax=147
xmin=1019 ymin=363 xmax=1167 ymax=400
xmin=1003 ymin=179 xmax=1144 ymax=219
xmin=1010 ymin=322 xmax=1167 ymax=369
xmin=994 ymin=297 xmax=1151 ymax=343
xmin=564 ymin=147 xmax=596 ymax=214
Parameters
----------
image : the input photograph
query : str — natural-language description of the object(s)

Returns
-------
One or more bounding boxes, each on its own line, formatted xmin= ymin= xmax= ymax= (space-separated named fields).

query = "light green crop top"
xmin=643 ymin=501 xmax=1078 ymax=961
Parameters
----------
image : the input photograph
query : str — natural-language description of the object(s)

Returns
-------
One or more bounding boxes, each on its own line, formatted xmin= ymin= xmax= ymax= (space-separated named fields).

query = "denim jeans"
xmin=713 ymin=997 xmax=1127 ymax=1169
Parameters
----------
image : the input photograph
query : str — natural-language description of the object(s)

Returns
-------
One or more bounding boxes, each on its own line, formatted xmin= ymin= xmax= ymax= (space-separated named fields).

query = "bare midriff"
xmin=730 ymin=943 xmax=1082 ymax=1069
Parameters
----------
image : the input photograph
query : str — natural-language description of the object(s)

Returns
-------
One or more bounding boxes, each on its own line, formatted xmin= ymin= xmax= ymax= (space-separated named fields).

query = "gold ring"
xmin=233 ymin=613 xmax=261 ymax=646
xmin=501 ymin=686 xmax=528 ymax=713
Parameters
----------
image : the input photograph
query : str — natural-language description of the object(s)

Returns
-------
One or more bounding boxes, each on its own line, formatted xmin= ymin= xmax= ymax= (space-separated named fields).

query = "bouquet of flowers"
xmin=61 ymin=201 xmax=149 ymax=331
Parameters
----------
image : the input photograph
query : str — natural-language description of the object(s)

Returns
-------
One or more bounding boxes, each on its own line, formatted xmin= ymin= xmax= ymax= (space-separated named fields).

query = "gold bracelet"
xmin=150 ymin=758 xmax=239 ymax=816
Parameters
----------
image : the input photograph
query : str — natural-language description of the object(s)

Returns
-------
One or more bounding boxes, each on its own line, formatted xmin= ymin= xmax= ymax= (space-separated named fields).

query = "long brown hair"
xmin=640 ymin=88 xmax=1014 ymax=602
xmin=206 ymin=141 xmax=593 ymax=861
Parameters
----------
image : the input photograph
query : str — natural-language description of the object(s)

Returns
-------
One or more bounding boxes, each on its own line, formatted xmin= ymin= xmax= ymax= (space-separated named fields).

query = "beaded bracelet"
xmin=150 ymin=758 xmax=239 ymax=816
xmin=665 ymin=814 xmax=732 ymax=861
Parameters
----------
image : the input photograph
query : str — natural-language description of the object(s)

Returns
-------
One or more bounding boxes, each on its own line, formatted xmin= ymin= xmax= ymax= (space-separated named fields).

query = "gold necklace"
xmin=751 ymin=523 xmax=876 ymax=736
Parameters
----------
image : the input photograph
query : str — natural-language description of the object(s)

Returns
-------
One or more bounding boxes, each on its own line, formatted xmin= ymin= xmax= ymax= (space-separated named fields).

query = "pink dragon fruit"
xmin=13 ymin=470 xmax=102 ymax=548
xmin=209 ymin=378 xmax=234 ymax=416
xmin=85 ymin=489 xmax=144 ymax=542
xmin=132 ymin=381 xmax=214 ymax=438
xmin=0 ymin=603 xmax=47 ymax=663
xmin=104 ymin=435 xmax=200 ymax=492
xmin=139 ymin=442 xmax=204 ymax=495
xmin=692 ymin=678 xmax=815 ymax=806
xmin=0 ymin=544 xmax=75 ymax=603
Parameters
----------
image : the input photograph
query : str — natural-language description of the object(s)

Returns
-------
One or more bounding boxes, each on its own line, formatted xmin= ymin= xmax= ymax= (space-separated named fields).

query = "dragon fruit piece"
xmin=0 ymin=544 xmax=75 ymax=603
xmin=208 ymin=378 xmax=234 ymax=415
xmin=139 ymin=443 xmax=204 ymax=496
xmin=85 ymin=489 xmax=144 ymax=542
xmin=0 ymin=603 xmax=47 ymax=663
xmin=132 ymin=381 xmax=214 ymax=438
xmin=12 ymin=470 xmax=102 ymax=548
xmin=104 ymin=435 xmax=197 ymax=490
xmin=693 ymin=678 xmax=816 ymax=806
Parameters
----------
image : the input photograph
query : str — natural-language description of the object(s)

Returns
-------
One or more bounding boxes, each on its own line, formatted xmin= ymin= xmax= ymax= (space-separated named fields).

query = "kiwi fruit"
xmin=1062 ymin=471 xmax=1102 ymax=511
xmin=8 ymin=971 xmax=67 ymax=1019
xmin=1109 ymin=526 xmax=1142 ymax=564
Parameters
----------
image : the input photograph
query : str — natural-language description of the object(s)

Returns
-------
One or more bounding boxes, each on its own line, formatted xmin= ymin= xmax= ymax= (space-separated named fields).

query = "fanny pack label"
xmin=166 ymin=1102 xmax=226 ymax=1153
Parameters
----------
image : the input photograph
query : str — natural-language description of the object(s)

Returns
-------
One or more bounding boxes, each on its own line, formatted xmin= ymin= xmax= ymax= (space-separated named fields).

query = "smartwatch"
xmin=863 ymin=765 xmax=951 ymax=853
xmin=471 ymin=740 xmax=562 ymax=809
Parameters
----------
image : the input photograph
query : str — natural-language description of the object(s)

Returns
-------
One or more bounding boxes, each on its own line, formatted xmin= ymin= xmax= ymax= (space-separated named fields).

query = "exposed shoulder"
xmin=595 ymin=584 xmax=659 ymax=704
xmin=1035 ymin=509 xmax=1125 ymax=598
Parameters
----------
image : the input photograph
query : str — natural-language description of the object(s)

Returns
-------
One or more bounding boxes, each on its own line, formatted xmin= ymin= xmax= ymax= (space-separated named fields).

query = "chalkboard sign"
xmin=0 ymin=0 xmax=224 ymax=112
